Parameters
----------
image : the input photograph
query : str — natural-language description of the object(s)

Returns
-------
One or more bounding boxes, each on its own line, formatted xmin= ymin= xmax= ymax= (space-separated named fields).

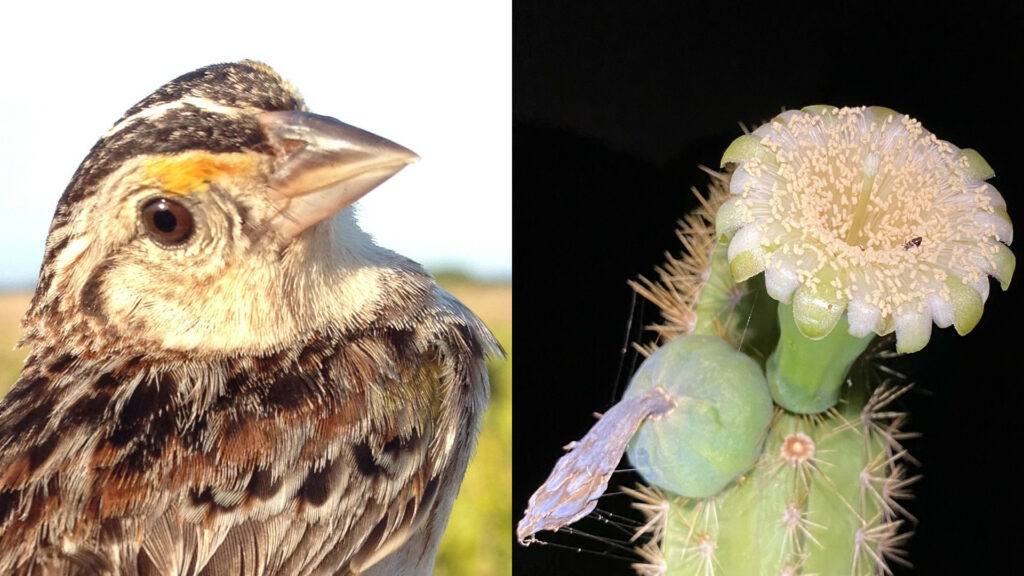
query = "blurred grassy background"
xmin=0 ymin=278 xmax=511 ymax=576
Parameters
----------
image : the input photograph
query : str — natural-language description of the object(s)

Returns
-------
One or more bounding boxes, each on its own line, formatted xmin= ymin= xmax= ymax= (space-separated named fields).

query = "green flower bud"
xmin=625 ymin=334 xmax=773 ymax=497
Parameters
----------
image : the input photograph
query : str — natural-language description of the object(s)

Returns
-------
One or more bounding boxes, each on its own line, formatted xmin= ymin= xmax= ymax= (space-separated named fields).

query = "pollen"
xmin=718 ymin=106 xmax=1014 ymax=352
xmin=143 ymin=151 xmax=259 ymax=195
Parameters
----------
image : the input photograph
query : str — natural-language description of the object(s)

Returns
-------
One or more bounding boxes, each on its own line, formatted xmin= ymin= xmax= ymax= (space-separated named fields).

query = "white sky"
xmin=0 ymin=1 xmax=511 ymax=287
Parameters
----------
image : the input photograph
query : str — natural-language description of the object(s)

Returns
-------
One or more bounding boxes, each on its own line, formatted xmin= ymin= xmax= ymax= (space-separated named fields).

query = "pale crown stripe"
xmin=104 ymin=97 xmax=247 ymax=139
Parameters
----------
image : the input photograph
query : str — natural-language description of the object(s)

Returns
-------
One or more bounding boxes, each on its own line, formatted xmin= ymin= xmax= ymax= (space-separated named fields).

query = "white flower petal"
xmin=728 ymin=164 xmax=760 ymax=197
xmin=925 ymin=293 xmax=955 ymax=328
xmin=727 ymin=223 xmax=764 ymax=261
xmin=847 ymin=298 xmax=881 ymax=338
xmin=764 ymin=261 xmax=800 ymax=303
xmin=971 ymin=277 xmax=990 ymax=302
xmin=973 ymin=210 xmax=1013 ymax=245
xmin=716 ymin=197 xmax=748 ymax=239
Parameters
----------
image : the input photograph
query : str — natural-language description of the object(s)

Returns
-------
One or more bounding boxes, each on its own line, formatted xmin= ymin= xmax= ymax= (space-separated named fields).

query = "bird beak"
xmin=258 ymin=110 xmax=419 ymax=238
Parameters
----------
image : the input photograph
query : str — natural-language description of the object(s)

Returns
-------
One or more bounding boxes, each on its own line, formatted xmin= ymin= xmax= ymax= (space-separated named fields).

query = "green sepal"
xmin=729 ymin=250 xmax=764 ymax=283
xmin=992 ymin=243 xmax=1016 ymax=290
xmin=868 ymin=105 xmax=900 ymax=122
xmin=790 ymin=282 xmax=844 ymax=340
xmin=960 ymin=148 xmax=996 ymax=181
xmin=720 ymin=134 xmax=776 ymax=168
xmin=800 ymin=104 xmax=837 ymax=116
xmin=715 ymin=197 xmax=746 ymax=240
xmin=894 ymin=310 xmax=932 ymax=354
xmin=948 ymin=277 xmax=984 ymax=336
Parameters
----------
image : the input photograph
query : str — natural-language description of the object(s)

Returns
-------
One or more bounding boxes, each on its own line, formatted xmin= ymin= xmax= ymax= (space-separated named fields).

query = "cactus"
xmin=627 ymin=381 xmax=917 ymax=576
xmin=625 ymin=174 xmax=918 ymax=576
xmin=519 ymin=106 xmax=1013 ymax=576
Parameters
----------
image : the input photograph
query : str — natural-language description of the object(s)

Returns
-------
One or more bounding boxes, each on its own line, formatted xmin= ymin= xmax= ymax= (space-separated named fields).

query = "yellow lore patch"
xmin=143 ymin=152 xmax=259 ymax=195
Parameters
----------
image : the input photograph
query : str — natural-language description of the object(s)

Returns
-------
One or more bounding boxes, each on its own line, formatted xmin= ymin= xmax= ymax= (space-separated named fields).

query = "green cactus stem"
xmin=627 ymin=171 xmax=919 ymax=575
xmin=634 ymin=381 xmax=915 ymax=576
xmin=766 ymin=303 xmax=873 ymax=414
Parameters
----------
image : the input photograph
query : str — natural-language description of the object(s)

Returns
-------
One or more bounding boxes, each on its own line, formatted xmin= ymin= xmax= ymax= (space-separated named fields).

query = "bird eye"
xmin=141 ymin=198 xmax=194 ymax=245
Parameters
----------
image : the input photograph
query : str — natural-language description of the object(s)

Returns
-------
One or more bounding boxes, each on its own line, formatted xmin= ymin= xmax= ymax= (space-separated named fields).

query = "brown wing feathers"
xmin=0 ymin=320 xmax=485 ymax=574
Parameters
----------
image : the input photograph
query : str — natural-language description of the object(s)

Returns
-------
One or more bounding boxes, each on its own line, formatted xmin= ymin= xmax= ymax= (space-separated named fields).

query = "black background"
xmin=514 ymin=2 xmax=1024 ymax=575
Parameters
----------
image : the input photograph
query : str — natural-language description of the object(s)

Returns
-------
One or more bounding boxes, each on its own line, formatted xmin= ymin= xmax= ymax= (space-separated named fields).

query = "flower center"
xmin=845 ymin=152 xmax=881 ymax=247
xmin=765 ymin=109 xmax=968 ymax=278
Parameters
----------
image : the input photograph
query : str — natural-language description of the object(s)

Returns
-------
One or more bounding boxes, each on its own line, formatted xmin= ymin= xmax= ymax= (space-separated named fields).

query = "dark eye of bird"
xmin=141 ymin=198 xmax=194 ymax=245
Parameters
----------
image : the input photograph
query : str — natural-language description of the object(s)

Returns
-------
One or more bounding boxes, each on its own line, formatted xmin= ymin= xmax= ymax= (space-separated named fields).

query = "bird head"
xmin=23 ymin=61 xmax=424 ymax=357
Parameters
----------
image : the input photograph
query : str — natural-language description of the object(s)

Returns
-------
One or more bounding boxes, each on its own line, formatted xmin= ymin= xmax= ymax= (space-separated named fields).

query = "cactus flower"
xmin=718 ymin=106 xmax=1013 ymax=353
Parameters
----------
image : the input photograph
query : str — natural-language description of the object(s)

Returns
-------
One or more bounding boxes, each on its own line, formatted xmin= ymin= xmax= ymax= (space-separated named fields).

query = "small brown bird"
xmin=0 ymin=61 xmax=499 ymax=575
